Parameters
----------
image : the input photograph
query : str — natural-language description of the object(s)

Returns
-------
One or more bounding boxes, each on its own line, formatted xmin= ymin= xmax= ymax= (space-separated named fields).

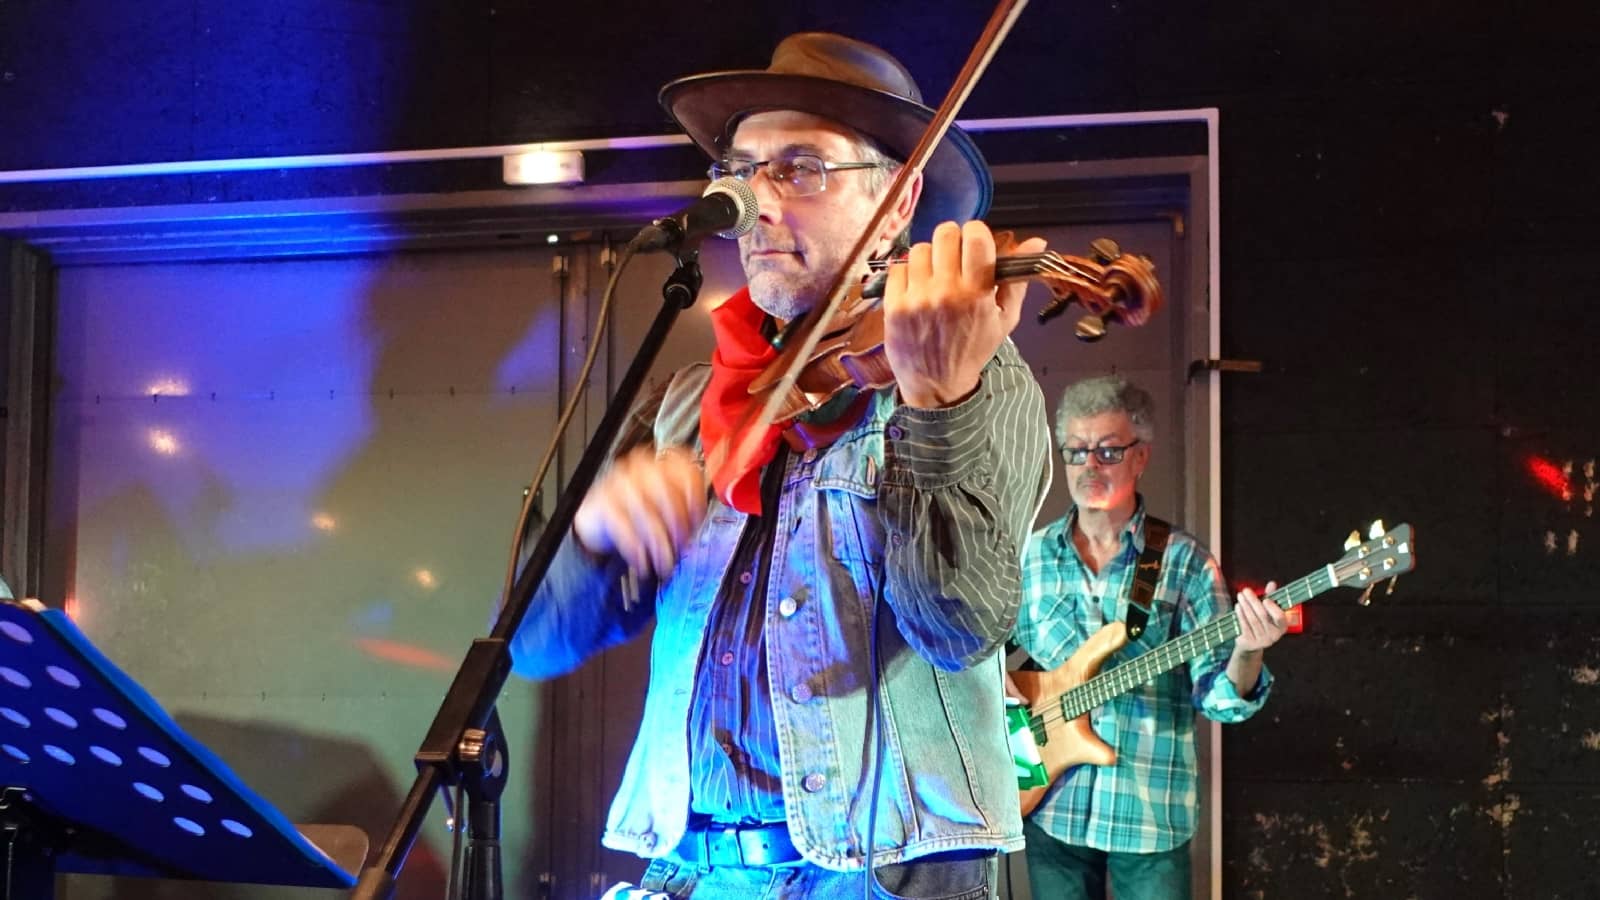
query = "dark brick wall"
xmin=3 ymin=1 xmax=1598 ymax=895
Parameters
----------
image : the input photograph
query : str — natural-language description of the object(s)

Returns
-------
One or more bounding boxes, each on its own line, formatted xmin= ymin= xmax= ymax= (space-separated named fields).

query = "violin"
xmin=748 ymin=236 xmax=1164 ymax=432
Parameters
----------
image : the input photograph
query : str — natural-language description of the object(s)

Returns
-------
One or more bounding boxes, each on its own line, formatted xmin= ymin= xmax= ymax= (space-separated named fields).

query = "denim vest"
xmin=601 ymin=364 xmax=1027 ymax=870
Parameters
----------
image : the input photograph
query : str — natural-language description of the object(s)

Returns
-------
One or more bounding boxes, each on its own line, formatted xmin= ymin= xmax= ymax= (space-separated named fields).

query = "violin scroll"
xmin=749 ymin=235 xmax=1166 ymax=432
xmin=1033 ymin=238 xmax=1163 ymax=343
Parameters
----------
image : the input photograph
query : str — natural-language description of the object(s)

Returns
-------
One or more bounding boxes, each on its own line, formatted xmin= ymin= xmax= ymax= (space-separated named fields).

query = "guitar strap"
xmin=1126 ymin=515 xmax=1171 ymax=641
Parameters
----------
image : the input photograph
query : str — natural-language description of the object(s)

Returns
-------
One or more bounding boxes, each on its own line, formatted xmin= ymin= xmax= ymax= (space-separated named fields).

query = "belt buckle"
xmin=723 ymin=825 xmax=745 ymax=866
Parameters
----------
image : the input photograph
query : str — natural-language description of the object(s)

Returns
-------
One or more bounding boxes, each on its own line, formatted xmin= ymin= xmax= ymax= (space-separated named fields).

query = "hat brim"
xmin=660 ymin=71 xmax=991 ymax=242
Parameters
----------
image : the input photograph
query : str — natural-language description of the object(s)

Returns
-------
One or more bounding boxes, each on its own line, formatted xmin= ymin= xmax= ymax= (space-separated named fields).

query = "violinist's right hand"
xmin=573 ymin=446 xmax=707 ymax=580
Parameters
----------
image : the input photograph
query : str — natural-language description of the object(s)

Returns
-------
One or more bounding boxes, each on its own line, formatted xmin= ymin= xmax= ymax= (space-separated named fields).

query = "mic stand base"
xmin=460 ymin=712 xmax=506 ymax=900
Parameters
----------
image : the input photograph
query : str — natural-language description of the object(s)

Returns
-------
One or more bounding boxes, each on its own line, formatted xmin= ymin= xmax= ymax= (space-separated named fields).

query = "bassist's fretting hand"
xmin=1227 ymin=581 xmax=1287 ymax=695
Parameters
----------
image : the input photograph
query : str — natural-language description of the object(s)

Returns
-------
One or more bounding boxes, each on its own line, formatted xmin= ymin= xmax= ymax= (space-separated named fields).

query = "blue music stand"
xmin=0 ymin=596 xmax=359 ymax=898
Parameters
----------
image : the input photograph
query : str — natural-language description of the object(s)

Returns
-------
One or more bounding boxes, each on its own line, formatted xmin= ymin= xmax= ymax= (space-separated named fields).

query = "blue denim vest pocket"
xmin=812 ymin=428 xmax=886 ymax=617
xmin=812 ymin=428 xmax=882 ymax=498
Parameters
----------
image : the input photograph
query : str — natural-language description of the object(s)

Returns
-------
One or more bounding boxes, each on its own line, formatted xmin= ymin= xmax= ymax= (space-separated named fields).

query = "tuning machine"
xmin=1074 ymin=315 xmax=1108 ymax=341
xmin=1089 ymin=238 xmax=1122 ymax=265
xmin=1067 ymin=239 xmax=1122 ymax=341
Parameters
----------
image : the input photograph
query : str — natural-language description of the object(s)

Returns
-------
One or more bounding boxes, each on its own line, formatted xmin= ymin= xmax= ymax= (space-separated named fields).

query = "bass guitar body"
xmin=1008 ymin=622 xmax=1127 ymax=816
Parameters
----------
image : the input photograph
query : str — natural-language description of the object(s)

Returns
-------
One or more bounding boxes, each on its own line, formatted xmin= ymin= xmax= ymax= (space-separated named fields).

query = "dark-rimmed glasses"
xmin=1061 ymin=440 xmax=1141 ymax=466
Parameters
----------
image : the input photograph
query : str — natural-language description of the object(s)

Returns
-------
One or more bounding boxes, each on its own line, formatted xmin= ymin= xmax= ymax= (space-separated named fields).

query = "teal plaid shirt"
xmin=1013 ymin=499 xmax=1272 ymax=853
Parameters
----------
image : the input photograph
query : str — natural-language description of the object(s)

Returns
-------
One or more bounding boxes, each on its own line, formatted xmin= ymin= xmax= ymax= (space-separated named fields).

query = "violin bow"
xmin=708 ymin=0 xmax=1031 ymax=482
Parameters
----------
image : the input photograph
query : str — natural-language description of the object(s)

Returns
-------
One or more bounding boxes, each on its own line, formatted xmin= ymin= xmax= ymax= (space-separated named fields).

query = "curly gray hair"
xmin=1054 ymin=374 xmax=1155 ymax=446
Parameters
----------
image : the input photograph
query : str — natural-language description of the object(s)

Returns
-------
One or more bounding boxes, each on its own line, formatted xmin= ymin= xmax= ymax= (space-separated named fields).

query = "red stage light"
xmin=352 ymin=637 xmax=456 ymax=673
xmin=1525 ymin=455 xmax=1572 ymax=501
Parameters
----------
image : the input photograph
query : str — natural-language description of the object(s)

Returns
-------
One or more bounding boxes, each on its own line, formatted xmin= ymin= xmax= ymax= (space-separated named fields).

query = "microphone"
xmin=628 ymin=177 xmax=759 ymax=252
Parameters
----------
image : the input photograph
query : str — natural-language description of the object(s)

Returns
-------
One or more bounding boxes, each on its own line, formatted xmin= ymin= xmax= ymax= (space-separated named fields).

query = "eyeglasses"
xmin=1061 ymin=440 xmax=1141 ymax=466
xmin=708 ymin=153 xmax=886 ymax=197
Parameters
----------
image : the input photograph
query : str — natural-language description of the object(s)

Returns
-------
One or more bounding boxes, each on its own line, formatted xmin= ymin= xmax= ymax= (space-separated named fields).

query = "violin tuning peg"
xmin=1089 ymin=238 xmax=1122 ymax=264
xmin=1344 ymin=530 xmax=1361 ymax=551
xmin=1357 ymin=584 xmax=1376 ymax=607
xmin=1385 ymin=575 xmax=1400 ymax=596
xmin=1037 ymin=292 xmax=1076 ymax=325
xmin=1074 ymin=315 xmax=1108 ymax=342
xmin=1368 ymin=519 xmax=1386 ymax=540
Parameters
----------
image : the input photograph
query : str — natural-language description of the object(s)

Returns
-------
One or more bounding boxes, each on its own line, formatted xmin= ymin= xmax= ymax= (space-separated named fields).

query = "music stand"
xmin=0 ymin=596 xmax=360 ymax=898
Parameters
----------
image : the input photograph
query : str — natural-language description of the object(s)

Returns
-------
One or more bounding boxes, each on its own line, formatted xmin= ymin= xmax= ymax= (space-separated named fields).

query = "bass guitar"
xmin=1007 ymin=521 xmax=1415 ymax=815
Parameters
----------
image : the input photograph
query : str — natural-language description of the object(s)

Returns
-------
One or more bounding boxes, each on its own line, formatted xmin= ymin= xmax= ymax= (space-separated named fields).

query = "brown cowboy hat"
xmin=658 ymin=32 xmax=992 ymax=242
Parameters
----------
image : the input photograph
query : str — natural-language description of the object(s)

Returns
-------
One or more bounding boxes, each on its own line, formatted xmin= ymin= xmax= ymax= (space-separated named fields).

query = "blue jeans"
xmin=632 ymin=849 xmax=998 ymax=900
xmin=1022 ymin=819 xmax=1190 ymax=900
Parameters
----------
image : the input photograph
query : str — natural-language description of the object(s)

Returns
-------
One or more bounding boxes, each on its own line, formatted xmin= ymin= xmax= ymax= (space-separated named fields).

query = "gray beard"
xmin=747 ymin=284 xmax=813 ymax=323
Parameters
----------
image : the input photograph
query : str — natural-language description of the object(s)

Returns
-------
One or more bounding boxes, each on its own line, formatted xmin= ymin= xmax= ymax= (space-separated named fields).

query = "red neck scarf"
xmin=701 ymin=287 xmax=783 ymax=515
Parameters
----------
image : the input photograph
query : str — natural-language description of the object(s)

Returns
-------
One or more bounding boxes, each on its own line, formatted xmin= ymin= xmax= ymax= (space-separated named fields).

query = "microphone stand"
xmin=351 ymin=247 xmax=706 ymax=900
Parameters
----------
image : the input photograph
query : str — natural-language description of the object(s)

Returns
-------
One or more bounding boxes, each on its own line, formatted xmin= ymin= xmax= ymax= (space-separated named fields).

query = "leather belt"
xmin=671 ymin=820 xmax=802 ymax=867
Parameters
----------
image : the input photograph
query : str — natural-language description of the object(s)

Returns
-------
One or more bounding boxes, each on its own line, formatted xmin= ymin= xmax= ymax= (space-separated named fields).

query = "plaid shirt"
xmin=1013 ymin=499 xmax=1272 ymax=852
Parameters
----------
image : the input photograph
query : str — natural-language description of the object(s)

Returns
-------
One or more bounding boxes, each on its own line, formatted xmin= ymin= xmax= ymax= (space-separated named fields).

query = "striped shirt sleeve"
xmin=878 ymin=340 xmax=1053 ymax=671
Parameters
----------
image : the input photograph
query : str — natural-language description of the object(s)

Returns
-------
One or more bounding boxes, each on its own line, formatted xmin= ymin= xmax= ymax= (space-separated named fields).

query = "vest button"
xmin=802 ymin=773 xmax=827 ymax=793
xmin=790 ymin=683 xmax=814 ymax=704
xmin=778 ymin=596 xmax=799 ymax=617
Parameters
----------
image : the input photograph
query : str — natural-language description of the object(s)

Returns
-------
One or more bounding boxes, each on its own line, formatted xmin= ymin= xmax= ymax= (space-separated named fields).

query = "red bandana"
xmin=700 ymin=287 xmax=783 ymax=515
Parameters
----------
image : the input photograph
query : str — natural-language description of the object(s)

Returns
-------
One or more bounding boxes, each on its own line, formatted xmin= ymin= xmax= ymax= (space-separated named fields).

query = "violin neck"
xmin=865 ymin=253 xmax=1066 ymax=294
xmin=994 ymin=253 xmax=1055 ymax=283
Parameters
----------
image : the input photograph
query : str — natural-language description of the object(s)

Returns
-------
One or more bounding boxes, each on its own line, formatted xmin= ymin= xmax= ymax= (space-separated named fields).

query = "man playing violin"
xmin=511 ymin=32 xmax=1052 ymax=899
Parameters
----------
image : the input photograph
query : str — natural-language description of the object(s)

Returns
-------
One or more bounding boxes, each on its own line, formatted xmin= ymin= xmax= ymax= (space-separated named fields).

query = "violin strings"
xmin=864 ymin=252 xmax=1091 ymax=279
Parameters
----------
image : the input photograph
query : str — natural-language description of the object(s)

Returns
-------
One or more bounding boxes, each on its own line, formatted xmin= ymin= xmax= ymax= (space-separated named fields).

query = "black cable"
xmin=498 ymin=239 xmax=637 ymax=605
xmin=863 ymin=589 xmax=886 ymax=900
xmin=447 ymin=782 xmax=466 ymax=900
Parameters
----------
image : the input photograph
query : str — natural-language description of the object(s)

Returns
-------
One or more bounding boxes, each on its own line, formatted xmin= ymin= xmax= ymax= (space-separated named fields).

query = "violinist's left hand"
xmin=882 ymin=220 xmax=1047 ymax=409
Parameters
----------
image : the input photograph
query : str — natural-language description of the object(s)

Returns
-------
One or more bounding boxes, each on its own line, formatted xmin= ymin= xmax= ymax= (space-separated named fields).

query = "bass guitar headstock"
xmin=1332 ymin=520 xmax=1416 ymax=605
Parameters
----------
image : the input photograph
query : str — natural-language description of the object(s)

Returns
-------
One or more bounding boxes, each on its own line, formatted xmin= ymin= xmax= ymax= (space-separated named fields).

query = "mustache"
xmin=745 ymin=228 xmax=801 ymax=254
